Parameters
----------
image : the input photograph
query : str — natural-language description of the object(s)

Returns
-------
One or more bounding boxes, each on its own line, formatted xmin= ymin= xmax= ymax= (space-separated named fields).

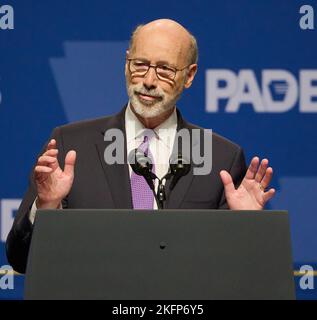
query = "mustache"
xmin=131 ymin=84 xmax=164 ymax=99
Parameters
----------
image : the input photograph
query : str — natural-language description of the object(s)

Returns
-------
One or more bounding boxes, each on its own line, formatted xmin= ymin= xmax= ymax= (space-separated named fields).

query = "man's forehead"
xmin=132 ymin=30 xmax=188 ymax=65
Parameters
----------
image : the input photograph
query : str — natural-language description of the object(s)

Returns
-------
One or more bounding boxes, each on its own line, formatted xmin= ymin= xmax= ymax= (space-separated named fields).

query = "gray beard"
xmin=127 ymin=83 xmax=182 ymax=119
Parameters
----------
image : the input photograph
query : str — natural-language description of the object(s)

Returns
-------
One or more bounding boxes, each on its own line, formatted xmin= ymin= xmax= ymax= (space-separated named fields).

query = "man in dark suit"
xmin=6 ymin=19 xmax=275 ymax=274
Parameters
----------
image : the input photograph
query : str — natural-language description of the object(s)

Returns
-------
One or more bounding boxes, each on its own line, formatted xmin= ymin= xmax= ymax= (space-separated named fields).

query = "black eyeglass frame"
xmin=127 ymin=58 xmax=192 ymax=81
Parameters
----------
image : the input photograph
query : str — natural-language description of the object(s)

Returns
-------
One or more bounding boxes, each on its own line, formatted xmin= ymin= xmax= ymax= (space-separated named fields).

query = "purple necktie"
xmin=130 ymin=131 xmax=155 ymax=209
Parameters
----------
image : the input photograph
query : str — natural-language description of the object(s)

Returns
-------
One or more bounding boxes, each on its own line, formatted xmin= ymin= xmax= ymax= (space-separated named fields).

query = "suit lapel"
xmin=95 ymin=106 xmax=133 ymax=209
xmin=95 ymin=106 xmax=196 ymax=210
xmin=165 ymin=109 xmax=195 ymax=209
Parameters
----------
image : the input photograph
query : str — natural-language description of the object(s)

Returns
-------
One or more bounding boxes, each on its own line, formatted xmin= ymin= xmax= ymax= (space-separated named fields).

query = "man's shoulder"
xmin=183 ymin=120 xmax=243 ymax=153
xmin=58 ymin=115 xmax=114 ymax=131
xmin=53 ymin=109 xmax=125 ymax=136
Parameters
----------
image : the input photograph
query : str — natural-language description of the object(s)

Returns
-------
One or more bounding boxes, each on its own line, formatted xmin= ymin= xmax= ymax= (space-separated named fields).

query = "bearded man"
xmin=6 ymin=19 xmax=275 ymax=274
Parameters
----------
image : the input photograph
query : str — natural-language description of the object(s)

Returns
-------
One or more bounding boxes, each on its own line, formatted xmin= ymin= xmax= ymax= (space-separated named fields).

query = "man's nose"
xmin=143 ymin=66 xmax=158 ymax=89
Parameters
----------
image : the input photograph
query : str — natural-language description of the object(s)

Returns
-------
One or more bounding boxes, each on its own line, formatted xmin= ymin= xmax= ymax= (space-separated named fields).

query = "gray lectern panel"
xmin=24 ymin=210 xmax=295 ymax=300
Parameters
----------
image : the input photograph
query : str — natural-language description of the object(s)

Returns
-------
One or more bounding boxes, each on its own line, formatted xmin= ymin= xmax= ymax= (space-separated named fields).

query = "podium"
xmin=24 ymin=209 xmax=295 ymax=300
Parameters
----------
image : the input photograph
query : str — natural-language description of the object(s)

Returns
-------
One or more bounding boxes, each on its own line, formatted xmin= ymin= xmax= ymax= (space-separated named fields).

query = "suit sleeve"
xmin=218 ymin=147 xmax=247 ymax=209
xmin=5 ymin=127 xmax=65 ymax=274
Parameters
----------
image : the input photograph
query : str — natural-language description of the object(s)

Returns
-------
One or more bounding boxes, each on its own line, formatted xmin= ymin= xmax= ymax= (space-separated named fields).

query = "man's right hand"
xmin=34 ymin=139 xmax=77 ymax=209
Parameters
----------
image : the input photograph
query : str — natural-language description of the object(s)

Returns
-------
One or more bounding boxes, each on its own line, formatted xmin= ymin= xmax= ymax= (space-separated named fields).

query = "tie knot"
xmin=142 ymin=129 xmax=156 ymax=143
xmin=137 ymin=130 xmax=155 ymax=155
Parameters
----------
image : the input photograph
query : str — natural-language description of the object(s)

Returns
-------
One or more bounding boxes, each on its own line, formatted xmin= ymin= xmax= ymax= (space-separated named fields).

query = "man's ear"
xmin=184 ymin=64 xmax=198 ymax=89
xmin=125 ymin=50 xmax=130 ymax=76
xmin=125 ymin=50 xmax=130 ymax=71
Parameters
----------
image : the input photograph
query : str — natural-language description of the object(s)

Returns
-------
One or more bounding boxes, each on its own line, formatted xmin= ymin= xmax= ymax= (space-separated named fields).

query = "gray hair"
xmin=129 ymin=24 xmax=198 ymax=65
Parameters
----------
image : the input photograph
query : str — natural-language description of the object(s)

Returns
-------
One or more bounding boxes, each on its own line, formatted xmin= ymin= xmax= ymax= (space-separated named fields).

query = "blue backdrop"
xmin=0 ymin=0 xmax=316 ymax=299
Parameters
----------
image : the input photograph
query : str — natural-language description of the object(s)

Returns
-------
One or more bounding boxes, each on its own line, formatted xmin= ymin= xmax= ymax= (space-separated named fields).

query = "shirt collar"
xmin=125 ymin=102 xmax=177 ymax=145
xmin=153 ymin=107 xmax=177 ymax=148
xmin=125 ymin=103 xmax=145 ymax=144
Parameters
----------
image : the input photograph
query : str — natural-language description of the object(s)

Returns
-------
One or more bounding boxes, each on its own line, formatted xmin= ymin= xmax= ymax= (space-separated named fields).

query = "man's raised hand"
xmin=34 ymin=139 xmax=76 ymax=209
xmin=220 ymin=157 xmax=275 ymax=210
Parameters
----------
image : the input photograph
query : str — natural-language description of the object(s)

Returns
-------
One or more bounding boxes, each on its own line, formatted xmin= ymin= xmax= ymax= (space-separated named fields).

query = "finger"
xmin=220 ymin=170 xmax=236 ymax=194
xmin=37 ymin=156 xmax=57 ymax=166
xmin=245 ymin=157 xmax=259 ymax=180
xmin=42 ymin=149 xmax=59 ymax=157
xmin=47 ymin=139 xmax=57 ymax=151
xmin=263 ymin=188 xmax=275 ymax=203
xmin=38 ymin=153 xmax=59 ymax=171
xmin=260 ymin=167 xmax=273 ymax=189
xmin=35 ymin=165 xmax=53 ymax=173
xmin=64 ymin=150 xmax=77 ymax=176
xmin=41 ymin=149 xmax=60 ymax=171
xmin=255 ymin=158 xmax=269 ymax=183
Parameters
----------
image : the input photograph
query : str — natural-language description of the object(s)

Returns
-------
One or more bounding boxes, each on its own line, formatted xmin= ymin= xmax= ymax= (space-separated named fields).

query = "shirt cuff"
xmin=29 ymin=198 xmax=63 ymax=224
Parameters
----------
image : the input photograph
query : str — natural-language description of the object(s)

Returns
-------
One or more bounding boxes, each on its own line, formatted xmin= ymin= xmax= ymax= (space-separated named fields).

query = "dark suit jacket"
xmin=6 ymin=106 xmax=247 ymax=273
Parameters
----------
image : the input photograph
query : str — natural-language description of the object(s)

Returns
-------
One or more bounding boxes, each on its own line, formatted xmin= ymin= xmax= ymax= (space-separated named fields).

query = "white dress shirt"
xmin=29 ymin=103 xmax=178 ymax=223
xmin=125 ymin=104 xmax=177 ymax=209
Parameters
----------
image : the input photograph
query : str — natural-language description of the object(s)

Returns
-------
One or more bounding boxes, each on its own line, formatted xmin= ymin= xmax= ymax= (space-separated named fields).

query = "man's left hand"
xmin=220 ymin=157 xmax=275 ymax=210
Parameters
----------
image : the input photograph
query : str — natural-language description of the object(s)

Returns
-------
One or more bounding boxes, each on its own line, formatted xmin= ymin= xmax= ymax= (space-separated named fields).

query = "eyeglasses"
xmin=127 ymin=58 xmax=191 ymax=82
